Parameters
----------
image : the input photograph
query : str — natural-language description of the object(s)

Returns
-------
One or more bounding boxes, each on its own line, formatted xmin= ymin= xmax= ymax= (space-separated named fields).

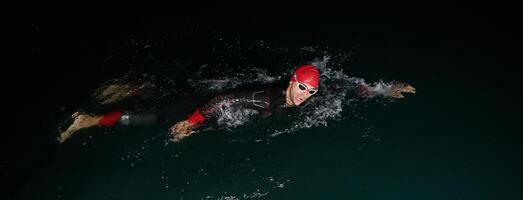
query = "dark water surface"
xmin=3 ymin=4 xmax=522 ymax=200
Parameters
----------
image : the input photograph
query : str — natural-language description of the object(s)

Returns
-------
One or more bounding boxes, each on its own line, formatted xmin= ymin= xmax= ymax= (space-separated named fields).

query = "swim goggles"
xmin=297 ymin=82 xmax=318 ymax=95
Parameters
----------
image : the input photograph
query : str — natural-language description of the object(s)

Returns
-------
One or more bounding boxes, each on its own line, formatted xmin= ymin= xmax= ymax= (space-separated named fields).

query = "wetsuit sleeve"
xmin=187 ymin=108 xmax=205 ymax=125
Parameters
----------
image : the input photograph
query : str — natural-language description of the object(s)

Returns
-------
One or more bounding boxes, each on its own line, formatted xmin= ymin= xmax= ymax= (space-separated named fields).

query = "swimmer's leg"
xmin=58 ymin=111 xmax=160 ymax=143
xmin=94 ymin=82 xmax=154 ymax=105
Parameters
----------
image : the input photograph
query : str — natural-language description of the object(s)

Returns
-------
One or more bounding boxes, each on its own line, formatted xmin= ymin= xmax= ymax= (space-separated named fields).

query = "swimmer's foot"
xmin=58 ymin=112 xmax=100 ymax=143
xmin=95 ymin=83 xmax=135 ymax=105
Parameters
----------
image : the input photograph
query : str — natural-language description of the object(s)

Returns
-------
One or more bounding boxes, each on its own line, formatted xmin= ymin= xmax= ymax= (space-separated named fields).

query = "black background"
xmin=2 ymin=2 xmax=522 ymax=198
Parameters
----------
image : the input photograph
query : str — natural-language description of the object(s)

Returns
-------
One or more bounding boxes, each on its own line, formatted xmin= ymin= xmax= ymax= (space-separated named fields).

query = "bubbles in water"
xmin=203 ymin=190 xmax=269 ymax=200
xmin=121 ymin=142 xmax=151 ymax=166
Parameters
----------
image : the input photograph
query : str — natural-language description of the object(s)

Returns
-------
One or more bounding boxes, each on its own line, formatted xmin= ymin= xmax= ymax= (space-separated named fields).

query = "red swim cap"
xmin=290 ymin=65 xmax=320 ymax=88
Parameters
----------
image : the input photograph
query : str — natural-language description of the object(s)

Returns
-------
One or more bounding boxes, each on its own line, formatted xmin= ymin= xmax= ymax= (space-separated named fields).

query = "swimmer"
xmin=58 ymin=65 xmax=415 ymax=143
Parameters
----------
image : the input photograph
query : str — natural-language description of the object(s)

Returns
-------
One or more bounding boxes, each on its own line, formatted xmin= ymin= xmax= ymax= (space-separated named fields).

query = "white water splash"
xmin=216 ymin=101 xmax=260 ymax=129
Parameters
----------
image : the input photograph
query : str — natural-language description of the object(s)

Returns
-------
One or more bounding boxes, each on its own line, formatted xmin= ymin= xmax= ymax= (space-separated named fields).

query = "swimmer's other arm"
xmin=169 ymin=108 xmax=204 ymax=142
xmin=169 ymin=95 xmax=230 ymax=142
xmin=356 ymin=81 xmax=416 ymax=99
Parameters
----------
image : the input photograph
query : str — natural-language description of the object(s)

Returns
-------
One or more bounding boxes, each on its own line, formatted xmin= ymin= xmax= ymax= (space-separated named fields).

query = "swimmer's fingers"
xmin=72 ymin=112 xmax=80 ymax=119
xmin=391 ymin=91 xmax=405 ymax=98
xmin=171 ymin=133 xmax=187 ymax=143
xmin=57 ymin=136 xmax=64 ymax=143
xmin=169 ymin=128 xmax=191 ymax=143
xmin=401 ymin=85 xmax=416 ymax=93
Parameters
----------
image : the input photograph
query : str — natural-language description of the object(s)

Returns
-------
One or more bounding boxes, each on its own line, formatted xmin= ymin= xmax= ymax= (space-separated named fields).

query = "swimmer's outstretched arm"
xmin=356 ymin=81 xmax=416 ymax=99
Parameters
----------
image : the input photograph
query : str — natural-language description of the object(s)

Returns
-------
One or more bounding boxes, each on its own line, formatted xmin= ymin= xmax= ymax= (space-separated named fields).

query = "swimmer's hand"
xmin=389 ymin=82 xmax=416 ymax=98
xmin=169 ymin=120 xmax=195 ymax=142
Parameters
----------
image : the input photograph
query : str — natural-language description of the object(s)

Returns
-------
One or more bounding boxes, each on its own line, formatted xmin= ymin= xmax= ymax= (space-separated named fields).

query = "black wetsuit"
xmin=120 ymin=82 xmax=288 ymax=127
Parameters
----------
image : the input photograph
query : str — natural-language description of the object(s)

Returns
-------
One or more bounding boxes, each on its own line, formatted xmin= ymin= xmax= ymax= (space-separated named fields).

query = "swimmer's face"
xmin=288 ymin=81 xmax=318 ymax=106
